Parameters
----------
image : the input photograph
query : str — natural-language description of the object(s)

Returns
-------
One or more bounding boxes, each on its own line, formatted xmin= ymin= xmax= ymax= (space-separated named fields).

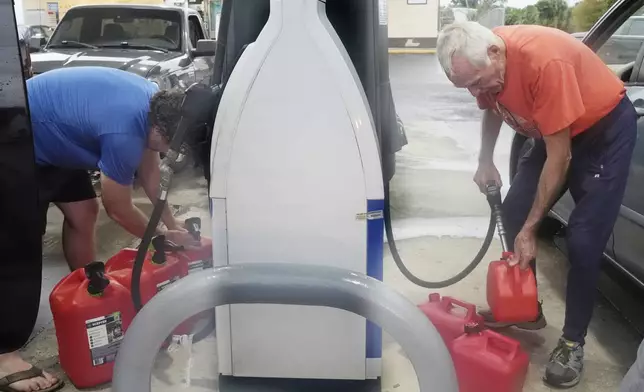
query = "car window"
xmin=48 ymin=8 xmax=183 ymax=51
xmin=596 ymin=13 xmax=644 ymax=70
xmin=188 ymin=15 xmax=205 ymax=48
xmin=615 ymin=20 xmax=632 ymax=35
xmin=52 ymin=17 xmax=84 ymax=42
xmin=629 ymin=19 xmax=644 ymax=36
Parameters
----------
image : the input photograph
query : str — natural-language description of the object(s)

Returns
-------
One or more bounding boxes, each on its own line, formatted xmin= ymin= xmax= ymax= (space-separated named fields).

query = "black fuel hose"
xmin=131 ymin=83 xmax=215 ymax=311
xmin=384 ymin=181 xmax=502 ymax=289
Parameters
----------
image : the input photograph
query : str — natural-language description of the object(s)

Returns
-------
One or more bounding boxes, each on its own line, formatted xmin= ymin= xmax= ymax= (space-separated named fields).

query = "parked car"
xmin=29 ymin=4 xmax=216 ymax=89
xmin=510 ymin=0 xmax=644 ymax=288
xmin=29 ymin=4 xmax=215 ymax=173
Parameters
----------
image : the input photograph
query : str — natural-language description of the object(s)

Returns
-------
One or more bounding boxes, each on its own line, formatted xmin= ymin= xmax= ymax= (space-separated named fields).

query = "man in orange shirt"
xmin=437 ymin=21 xmax=637 ymax=388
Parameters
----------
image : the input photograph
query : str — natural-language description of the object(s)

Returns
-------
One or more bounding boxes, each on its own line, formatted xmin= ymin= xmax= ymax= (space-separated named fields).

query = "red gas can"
xmin=182 ymin=217 xmax=213 ymax=273
xmin=487 ymin=253 xmax=538 ymax=323
xmin=417 ymin=293 xmax=483 ymax=344
xmin=104 ymin=236 xmax=188 ymax=305
xmin=451 ymin=323 xmax=529 ymax=392
xmin=174 ymin=217 xmax=214 ymax=334
xmin=50 ymin=262 xmax=136 ymax=388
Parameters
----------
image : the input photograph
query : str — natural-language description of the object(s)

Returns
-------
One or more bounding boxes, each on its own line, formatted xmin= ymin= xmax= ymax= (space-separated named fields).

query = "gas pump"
xmin=0 ymin=0 xmax=44 ymax=371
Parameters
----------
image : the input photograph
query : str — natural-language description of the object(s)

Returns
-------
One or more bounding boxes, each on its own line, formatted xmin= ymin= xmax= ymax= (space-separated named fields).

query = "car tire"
xmin=509 ymin=134 xmax=564 ymax=239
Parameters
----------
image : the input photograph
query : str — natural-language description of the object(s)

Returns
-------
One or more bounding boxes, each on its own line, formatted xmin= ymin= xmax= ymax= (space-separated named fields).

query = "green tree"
xmin=505 ymin=7 xmax=524 ymax=25
xmin=535 ymin=0 xmax=571 ymax=30
xmin=571 ymin=0 xmax=618 ymax=32
xmin=450 ymin=0 xmax=479 ymax=8
xmin=523 ymin=5 xmax=540 ymax=24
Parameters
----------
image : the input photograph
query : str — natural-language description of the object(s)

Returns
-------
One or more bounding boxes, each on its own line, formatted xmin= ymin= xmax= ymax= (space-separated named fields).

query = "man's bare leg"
xmin=0 ymin=352 xmax=59 ymax=391
xmin=56 ymin=198 xmax=99 ymax=271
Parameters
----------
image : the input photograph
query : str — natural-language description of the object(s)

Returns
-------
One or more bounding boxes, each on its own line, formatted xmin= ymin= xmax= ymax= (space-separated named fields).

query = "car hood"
xmin=30 ymin=48 xmax=181 ymax=78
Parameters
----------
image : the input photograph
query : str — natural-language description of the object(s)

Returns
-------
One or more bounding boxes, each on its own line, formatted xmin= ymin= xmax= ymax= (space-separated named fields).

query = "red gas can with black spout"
xmin=450 ymin=323 xmax=530 ymax=392
xmin=487 ymin=252 xmax=538 ymax=323
xmin=50 ymin=261 xmax=136 ymax=388
xmin=104 ymin=235 xmax=189 ymax=305
xmin=417 ymin=293 xmax=483 ymax=344
xmin=174 ymin=217 xmax=214 ymax=334
xmin=182 ymin=217 xmax=213 ymax=273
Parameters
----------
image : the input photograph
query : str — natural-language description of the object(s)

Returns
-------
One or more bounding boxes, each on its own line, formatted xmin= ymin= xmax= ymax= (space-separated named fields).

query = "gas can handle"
xmin=443 ymin=297 xmax=477 ymax=320
xmin=486 ymin=332 xmax=520 ymax=361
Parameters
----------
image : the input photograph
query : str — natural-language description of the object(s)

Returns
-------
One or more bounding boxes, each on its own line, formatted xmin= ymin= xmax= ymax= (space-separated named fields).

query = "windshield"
xmin=48 ymin=8 xmax=182 ymax=51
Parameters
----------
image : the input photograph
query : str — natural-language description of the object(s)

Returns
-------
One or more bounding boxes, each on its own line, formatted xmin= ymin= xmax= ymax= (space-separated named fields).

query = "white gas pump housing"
xmin=209 ymin=0 xmax=385 ymax=381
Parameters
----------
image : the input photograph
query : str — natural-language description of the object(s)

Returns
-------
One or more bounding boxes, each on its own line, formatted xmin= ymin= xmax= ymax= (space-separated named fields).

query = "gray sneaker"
xmin=478 ymin=301 xmax=547 ymax=330
xmin=543 ymin=337 xmax=584 ymax=389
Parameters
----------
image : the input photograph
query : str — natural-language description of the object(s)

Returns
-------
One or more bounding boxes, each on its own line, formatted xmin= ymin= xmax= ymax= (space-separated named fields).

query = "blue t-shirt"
xmin=27 ymin=66 xmax=159 ymax=185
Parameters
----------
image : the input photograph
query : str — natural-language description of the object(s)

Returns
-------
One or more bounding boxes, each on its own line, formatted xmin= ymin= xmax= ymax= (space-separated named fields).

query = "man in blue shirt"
xmin=0 ymin=67 xmax=201 ymax=392
xmin=29 ymin=66 xmax=200 ymax=270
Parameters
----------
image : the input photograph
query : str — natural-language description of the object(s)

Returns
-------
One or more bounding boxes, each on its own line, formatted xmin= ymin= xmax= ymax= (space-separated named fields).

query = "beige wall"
xmin=388 ymin=0 xmax=440 ymax=39
xmin=57 ymin=0 xmax=163 ymax=18
xmin=22 ymin=0 xmax=58 ymax=26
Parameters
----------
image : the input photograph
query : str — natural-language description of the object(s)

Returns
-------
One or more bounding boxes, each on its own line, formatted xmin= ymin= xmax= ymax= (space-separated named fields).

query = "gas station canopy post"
xmin=111 ymin=263 xmax=459 ymax=392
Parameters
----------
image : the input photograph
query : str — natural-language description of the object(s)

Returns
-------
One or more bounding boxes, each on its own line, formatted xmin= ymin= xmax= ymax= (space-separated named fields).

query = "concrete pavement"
xmin=18 ymin=54 xmax=643 ymax=391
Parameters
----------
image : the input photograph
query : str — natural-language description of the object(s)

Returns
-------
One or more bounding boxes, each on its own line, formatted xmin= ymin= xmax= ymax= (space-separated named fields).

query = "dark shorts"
xmin=37 ymin=166 xmax=97 ymax=234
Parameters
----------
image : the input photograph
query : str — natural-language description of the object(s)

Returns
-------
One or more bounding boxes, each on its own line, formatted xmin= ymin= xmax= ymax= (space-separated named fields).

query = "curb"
xmin=388 ymin=48 xmax=436 ymax=54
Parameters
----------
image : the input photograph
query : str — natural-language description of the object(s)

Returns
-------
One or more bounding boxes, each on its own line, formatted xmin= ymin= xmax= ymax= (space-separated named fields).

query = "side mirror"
xmin=28 ymin=37 xmax=45 ymax=52
xmin=192 ymin=39 xmax=216 ymax=58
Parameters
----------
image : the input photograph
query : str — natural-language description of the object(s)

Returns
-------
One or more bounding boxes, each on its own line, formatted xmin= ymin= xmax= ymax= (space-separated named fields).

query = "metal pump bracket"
xmin=112 ymin=263 xmax=459 ymax=392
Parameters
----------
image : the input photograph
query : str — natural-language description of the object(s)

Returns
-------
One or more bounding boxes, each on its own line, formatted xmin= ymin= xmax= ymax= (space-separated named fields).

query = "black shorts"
xmin=37 ymin=166 xmax=97 ymax=234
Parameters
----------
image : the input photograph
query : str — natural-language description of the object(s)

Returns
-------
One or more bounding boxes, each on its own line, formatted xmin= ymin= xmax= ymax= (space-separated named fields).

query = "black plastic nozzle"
xmin=151 ymin=235 xmax=167 ymax=264
xmin=85 ymin=261 xmax=110 ymax=296
xmin=185 ymin=217 xmax=202 ymax=241
xmin=484 ymin=182 xmax=509 ymax=252
xmin=485 ymin=182 xmax=502 ymax=209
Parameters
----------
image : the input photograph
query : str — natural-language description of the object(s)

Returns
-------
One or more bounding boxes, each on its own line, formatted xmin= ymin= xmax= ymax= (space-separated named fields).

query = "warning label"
xmin=156 ymin=275 xmax=180 ymax=292
xmin=85 ymin=312 xmax=124 ymax=367
xmin=378 ymin=0 xmax=388 ymax=25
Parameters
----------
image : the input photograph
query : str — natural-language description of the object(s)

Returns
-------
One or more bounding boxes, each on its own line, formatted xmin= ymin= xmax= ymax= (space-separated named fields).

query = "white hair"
xmin=436 ymin=21 xmax=503 ymax=77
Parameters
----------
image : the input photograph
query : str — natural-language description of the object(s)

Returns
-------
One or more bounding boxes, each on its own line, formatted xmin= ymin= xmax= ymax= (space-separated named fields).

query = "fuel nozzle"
xmin=151 ymin=235 xmax=167 ymax=264
xmin=185 ymin=217 xmax=202 ymax=241
xmin=85 ymin=261 xmax=110 ymax=296
xmin=485 ymin=182 xmax=502 ymax=208
xmin=484 ymin=182 xmax=509 ymax=253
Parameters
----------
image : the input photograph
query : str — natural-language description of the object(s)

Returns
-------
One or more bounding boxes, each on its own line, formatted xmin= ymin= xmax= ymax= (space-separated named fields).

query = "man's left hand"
xmin=509 ymin=228 xmax=537 ymax=269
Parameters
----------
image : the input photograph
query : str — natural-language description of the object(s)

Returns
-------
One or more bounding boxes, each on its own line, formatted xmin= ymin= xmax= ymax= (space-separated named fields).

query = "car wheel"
xmin=509 ymin=134 xmax=564 ymax=239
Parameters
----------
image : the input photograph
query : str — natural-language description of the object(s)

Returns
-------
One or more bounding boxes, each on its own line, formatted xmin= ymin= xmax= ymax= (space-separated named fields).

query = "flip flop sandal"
xmin=0 ymin=366 xmax=64 ymax=392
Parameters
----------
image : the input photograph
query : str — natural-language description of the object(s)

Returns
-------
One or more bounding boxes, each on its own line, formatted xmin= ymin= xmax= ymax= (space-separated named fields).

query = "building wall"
xmin=19 ymin=0 xmax=165 ymax=26
xmin=58 ymin=0 xmax=164 ymax=17
xmin=22 ymin=0 xmax=58 ymax=26
xmin=388 ymin=0 xmax=440 ymax=48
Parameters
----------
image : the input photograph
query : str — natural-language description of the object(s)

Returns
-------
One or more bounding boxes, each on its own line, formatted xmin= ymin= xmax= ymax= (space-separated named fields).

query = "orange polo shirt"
xmin=476 ymin=25 xmax=625 ymax=138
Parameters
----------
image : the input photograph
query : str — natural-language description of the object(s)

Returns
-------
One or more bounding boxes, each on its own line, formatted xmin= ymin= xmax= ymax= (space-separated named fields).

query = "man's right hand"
xmin=474 ymin=162 xmax=502 ymax=193
xmin=165 ymin=229 xmax=202 ymax=250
